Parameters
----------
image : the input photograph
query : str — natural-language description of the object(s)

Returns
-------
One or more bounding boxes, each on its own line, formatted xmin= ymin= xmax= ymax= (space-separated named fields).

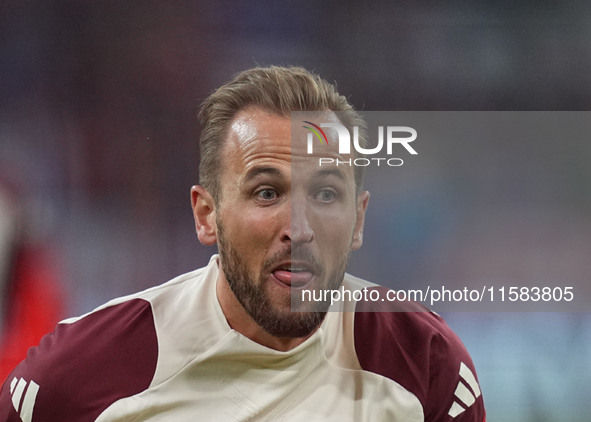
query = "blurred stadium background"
xmin=1 ymin=1 xmax=590 ymax=420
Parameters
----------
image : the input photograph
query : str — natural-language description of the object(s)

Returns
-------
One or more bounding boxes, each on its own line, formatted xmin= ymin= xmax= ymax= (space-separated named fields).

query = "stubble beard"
xmin=216 ymin=219 xmax=350 ymax=339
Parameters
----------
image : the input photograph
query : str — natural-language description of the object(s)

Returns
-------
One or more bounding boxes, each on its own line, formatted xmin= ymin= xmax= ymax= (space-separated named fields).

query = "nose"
xmin=282 ymin=198 xmax=314 ymax=246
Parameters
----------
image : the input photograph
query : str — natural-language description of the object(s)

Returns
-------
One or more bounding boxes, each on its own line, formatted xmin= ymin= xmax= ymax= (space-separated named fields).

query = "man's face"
xmin=213 ymin=106 xmax=368 ymax=338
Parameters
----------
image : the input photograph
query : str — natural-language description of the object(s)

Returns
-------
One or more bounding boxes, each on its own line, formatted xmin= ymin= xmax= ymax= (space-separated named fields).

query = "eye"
xmin=256 ymin=188 xmax=278 ymax=201
xmin=313 ymin=188 xmax=338 ymax=203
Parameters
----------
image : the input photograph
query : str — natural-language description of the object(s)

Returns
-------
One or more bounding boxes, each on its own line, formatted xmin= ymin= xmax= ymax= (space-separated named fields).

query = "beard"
xmin=217 ymin=219 xmax=350 ymax=339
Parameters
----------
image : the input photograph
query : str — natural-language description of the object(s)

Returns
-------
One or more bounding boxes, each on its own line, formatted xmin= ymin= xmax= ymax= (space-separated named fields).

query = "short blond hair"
xmin=198 ymin=66 xmax=365 ymax=201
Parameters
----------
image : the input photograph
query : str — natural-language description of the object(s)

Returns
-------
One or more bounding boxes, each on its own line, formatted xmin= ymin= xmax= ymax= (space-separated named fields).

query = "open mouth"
xmin=271 ymin=263 xmax=315 ymax=289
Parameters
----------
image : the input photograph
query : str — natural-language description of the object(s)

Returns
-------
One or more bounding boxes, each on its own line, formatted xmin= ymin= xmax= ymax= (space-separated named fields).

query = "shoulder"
xmin=350 ymin=281 xmax=485 ymax=422
xmin=0 ymin=298 xmax=158 ymax=421
xmin=0 ymin=261 xmax=218 ymax=421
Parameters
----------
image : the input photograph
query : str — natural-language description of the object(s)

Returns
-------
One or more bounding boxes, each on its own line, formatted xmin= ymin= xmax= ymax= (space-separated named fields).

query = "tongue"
xmin=273 ymin=270 xmax=314 ymax=287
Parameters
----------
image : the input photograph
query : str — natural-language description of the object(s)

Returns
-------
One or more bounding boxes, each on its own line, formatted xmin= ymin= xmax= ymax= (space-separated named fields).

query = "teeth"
xmin=279 ymin=266 xmax=306 ymax=272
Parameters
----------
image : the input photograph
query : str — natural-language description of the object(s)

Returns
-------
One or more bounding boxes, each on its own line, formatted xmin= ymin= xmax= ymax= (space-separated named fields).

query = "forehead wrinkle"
xmin=237 ymin=138 xmax=292 ymax=165
xmin=223 ymin=125 xmax=292 ymax=171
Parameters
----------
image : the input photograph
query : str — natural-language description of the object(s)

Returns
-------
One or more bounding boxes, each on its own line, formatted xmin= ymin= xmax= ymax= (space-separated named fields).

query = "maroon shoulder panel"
xmin=354 ymin=286 xmax=485 ymax=422
xmin=0 ymin=299 xmax=158 ymax=421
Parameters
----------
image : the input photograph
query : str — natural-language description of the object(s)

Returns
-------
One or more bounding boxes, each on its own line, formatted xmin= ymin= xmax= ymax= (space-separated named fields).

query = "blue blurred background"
xmin=1 ymin=1 xmax=590 ymax=420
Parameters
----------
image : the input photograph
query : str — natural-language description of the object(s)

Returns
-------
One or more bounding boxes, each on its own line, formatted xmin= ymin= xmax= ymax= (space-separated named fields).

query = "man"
xmin=0 ymin=66 xmax=485 ymax=421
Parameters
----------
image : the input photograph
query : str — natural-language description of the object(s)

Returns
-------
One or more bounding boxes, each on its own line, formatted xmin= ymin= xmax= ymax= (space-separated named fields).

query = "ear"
xmin=351 ymin=190 xmax=370 ymax=251
xmin=191 ymin=185 xmax=217 ymax=246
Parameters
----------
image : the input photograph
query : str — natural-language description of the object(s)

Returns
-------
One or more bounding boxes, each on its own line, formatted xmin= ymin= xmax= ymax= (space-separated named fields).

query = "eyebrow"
xmin=313 ymin=167 xmax=347 ymax=182
xmin=243 ymin=166 xmax=283 ymax=183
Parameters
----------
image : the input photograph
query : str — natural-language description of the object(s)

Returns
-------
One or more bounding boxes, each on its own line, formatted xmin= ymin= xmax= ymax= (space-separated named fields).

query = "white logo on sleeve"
xmin=447 ymin=362 xmax=482 ymax=418
xmin=9 ymin=377 xmax=40 ymax=422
